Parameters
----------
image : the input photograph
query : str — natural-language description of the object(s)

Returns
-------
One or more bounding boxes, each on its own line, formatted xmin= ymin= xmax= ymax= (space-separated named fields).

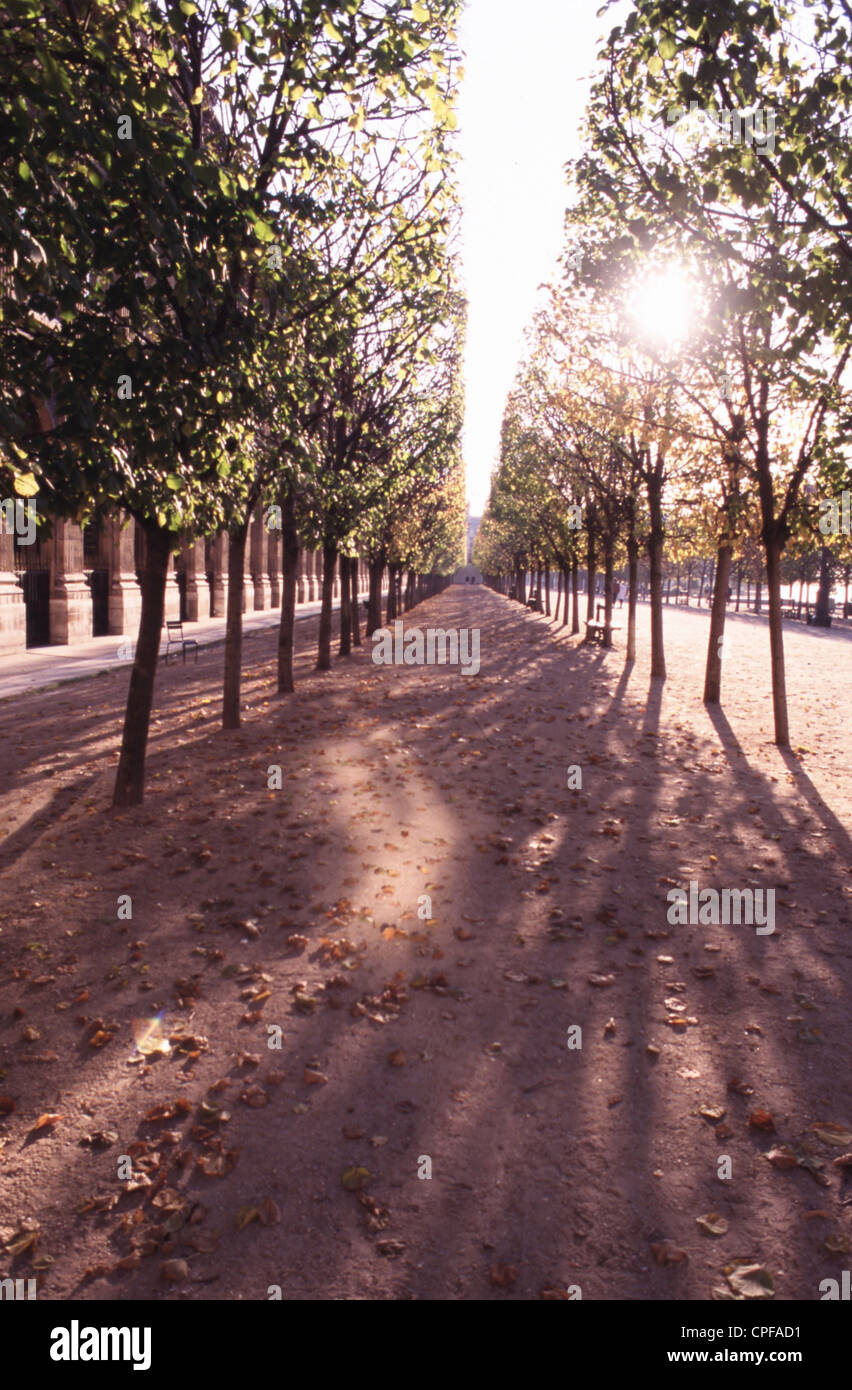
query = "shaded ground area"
xmin=0 ymin=588 xmax=850 ymax=1301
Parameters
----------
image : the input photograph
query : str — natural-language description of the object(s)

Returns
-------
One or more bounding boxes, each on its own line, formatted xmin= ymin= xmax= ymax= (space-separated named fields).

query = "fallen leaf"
xmin=748 ymin=1109 xmax=776 ymax=1132
xmin=30 ymin=1113 xmax=63 ymax=1134
xmin=303 ymin=1070 xmax=327 ymax=1086
xmin=160 ymin=1259 xmax=188 ymax=1283
xmin=724 ymin=1262 xmax=774 ymax=1299
xmin=132 ymin=1018 xmax=171 ymax=1056
xmin=490 ymin=1262 xmax=519 ymax=1287
xmin=696 ymin=1213 xmax=729 ymax=1237
xmin=812 ymin=1122 xmax=852 ymax=1148
xmin=387 ymin=1050 xmax=407 ymax=1067
xmin=196 ymin=1147 xmax=238 ymax=1178
xmin=241 ymin=1085 xmax=270 ymax=1106
xmin=650 ymin=1242 xmax=688 ymax=1266
xmin=588 ymin=974 xmax=615 ymax=988
xmin=0 ymin=1098 xmax=15 ymax=1116
xmin=144 ymin=1098 xmax=191 ymax=1122
xmin=765 ymin=1145 xmax=799 ymax=1171
xmin=341 ymin=1166 xmax=371 ymax=1191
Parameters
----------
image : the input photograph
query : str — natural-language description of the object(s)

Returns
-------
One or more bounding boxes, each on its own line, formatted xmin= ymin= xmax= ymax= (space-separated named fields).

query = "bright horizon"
xmin=457 ymin=0 xmax=626 ymax=514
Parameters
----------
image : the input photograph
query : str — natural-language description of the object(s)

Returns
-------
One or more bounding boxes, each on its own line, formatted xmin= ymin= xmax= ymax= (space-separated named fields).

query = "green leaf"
xmin=658 ymin=35 xmax=677 ymax=60
xmin=18 ymin=159 xmax=31 ymax=181
xmin=165 ymin=474 xmax=182 ymax=491
xmin=647 ymin=54 xmax=663 ymax=76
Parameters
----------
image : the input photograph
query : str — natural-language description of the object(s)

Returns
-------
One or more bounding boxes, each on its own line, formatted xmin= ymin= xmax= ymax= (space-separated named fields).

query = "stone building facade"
xmin=0 ymin=504 xmax=367 ymax=654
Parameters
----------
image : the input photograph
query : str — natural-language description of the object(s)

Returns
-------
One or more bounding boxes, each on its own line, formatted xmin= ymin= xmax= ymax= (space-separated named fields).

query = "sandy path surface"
xmin=0 ymin=587 xmax=849 ymax=1300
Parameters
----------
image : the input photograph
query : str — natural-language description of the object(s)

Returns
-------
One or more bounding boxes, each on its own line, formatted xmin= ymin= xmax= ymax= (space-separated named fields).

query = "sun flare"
xmin=628 ymin=264 xmax=695 ymax=348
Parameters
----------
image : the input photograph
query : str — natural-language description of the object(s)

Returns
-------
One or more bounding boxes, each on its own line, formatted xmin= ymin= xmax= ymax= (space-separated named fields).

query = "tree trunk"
xmin=626 ymin=535 xmax=639 ymax=662
xmin=277 ymin=489 xmax=299 ymax=695
xmin=603 ymin=543 xmax=614 ymax=648
xmin=544 ymin=563 xmax=551 ymax=617
xmin=763 ymin=535 xmax=789 ymax=745
xmin=557 ymin=567 xmax=565 ymax=625
xmin=112 ymin=524 xmax=171 ymax=808
xmin=317 ymin=542 xmax=336 ymax=671
xmin=755 ymin=576 xmax=762 ymax=614
xmin=703 ymin=543 xmax=733 ymax=705
xmin=647 ymin=485 xmax=666 ymax=679
xmin=586 ymin=532 xmax=596 ymax=622
xmin=367 ymin=557 xmax=383 ymax=637
xmin=813 ymin=545 xmax=832 ymax=626
xmin=350 ymin=558 xmax=361 ymax=646
xmin=222 ymin=522 xmax=248 ymax=730
xmin=339 ymin=555 xmax=352 ymax=657
xmin=571 ymin=557 xmax=580 ymax=634
xmin=386 ymin=562 xmax=400 ymax=625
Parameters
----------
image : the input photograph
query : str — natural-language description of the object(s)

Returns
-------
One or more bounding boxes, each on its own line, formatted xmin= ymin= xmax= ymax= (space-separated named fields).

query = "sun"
xmin=627 ymin=264 xmax=695 ymax=348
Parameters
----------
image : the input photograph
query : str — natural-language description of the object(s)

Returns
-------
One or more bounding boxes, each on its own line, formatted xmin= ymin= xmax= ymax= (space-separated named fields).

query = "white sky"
xmin=457 ymin=0 xmax=622 ymax=513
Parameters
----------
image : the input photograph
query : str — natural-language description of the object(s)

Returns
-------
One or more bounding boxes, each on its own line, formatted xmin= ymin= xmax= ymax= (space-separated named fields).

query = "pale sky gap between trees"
xmin=458 ymin=0 xmax=629 ymax=513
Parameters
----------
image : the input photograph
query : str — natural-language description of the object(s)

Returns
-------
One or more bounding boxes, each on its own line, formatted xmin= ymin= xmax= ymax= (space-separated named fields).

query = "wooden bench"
xmin=163 ymin=619 xmax=199 ymax=664
xmin=585 ymin=619 xmax=622 ymax=644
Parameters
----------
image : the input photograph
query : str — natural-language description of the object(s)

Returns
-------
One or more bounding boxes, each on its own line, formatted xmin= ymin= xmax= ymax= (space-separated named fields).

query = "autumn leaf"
xmin=765 ymin=1144 xmax=799 ymax=1170
xmin=490 ymin=1262 xmax=519 ymax=1287
xmin=341 ymin=1166 xmax=371 ymax=1191
xmin=650 ymin=1242 xmax=688 ymax=1266
xmin=812 ymin=1122 xmax=852 ymax=1148
xmin=748 ymin=1109 xmax=776 ymax=1133
xmin=30 ymin=1113 xmax=63 ymax=1134
xmin=132 ymin=1018 xmax=171 ymax=1056
xmin=241 ymin=1085 xmax=270 ymax=1106
xmin=724 ymin=1263 xmax=774 ymax=1299
xmin=696 ymin=1213 xmax=729 ymax=1237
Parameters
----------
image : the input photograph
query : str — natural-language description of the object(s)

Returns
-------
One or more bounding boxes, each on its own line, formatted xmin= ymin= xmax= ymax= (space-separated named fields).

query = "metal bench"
xmin=163 ymin=619 xmax=199 ymax=664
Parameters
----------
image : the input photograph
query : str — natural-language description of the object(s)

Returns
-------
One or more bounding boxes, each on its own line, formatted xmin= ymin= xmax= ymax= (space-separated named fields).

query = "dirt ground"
xmin=0 ymin=587 xmax=850 ymax=1301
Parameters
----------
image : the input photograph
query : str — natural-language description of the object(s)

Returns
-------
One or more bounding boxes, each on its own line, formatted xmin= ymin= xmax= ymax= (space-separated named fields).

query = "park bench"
xmin=585 ymin=619 xmax=622 ymax=644
xmin=163 ymin=619 xmax=199 ymax=665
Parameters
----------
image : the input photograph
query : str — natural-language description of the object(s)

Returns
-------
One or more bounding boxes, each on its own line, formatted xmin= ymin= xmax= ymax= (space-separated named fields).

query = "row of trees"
xmin=475 ymin=0 xmax=852 ymax=746
xmin=0 ymin=0 xmax=465 ymax=805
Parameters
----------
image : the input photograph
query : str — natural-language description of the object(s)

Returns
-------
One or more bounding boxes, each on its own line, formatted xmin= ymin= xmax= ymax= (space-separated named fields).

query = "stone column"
xmin=240 ymin=518 xmax=252 ymax=614
xmin=107 ymin=512 xmax=142 ymax=636
xmin=305 ymin=550 xmax=318 ymax=602
xmin=0 ymin=528 xmax=26 ymax=654
xmin=210 ymin=532 xmax=228 ymax=618
xmin=49 ymin=520 xmax=91 ymax=644
xmin=267 ymin=523 xmax=282 ymax=608
xmin=164 ymin=548 xmax=180 ymax=621
xmin=180 ymin=537 xmax=205 ymax=623
xmin=250 ymin=503 xmax=272 ymax=611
